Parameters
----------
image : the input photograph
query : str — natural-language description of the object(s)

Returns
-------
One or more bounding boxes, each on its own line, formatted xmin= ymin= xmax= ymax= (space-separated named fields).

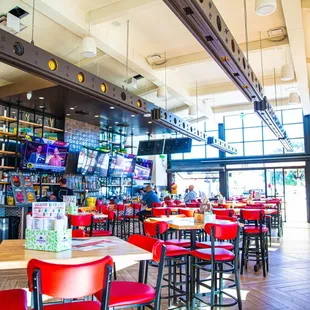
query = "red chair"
xmin=152 ymin=202 xmax=163 ymax=208
xmin=113 ymin=204 xmax=129 ymax=239
xmin=191 ymin=222 xmax=242 ymax=309
xmin=215 ymin=215 xmax=237 ymax=222
xmin=165 ymin=200 xmax=174 ymax=207
xmin=179 ymin=209 xmax=195 ymax=217
xmin=185 ymin=203 xmax=199 ymax=208
xmin=0 ymin=289 xmax=27 ymax=310
xmin=240 ymin=209 xmax=269 ymax=277
xmin=152 ymin=207 xmax=171 ymax=217
xmin=27 ymin=256 xmax=113 ymax=310
xmin=213 ymin=208 xmax=235 ymax=217
xmin=68 ymin=214 xmax=114 ymax=238
xmin=95 ymin=235 xmax=166 ymax=310
xmin=174 ymin=199 xmax=182 ymax=205
xmin=125 ymin=203 xmax=142 ymax=234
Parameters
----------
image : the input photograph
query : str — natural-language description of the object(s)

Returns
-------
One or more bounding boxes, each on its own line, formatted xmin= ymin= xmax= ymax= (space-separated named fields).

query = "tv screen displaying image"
xmin=109 ymin=153 xmax=136 ymax=177
xmin=134 ymin=158 xmax=153 ymax=180
xmin=21 ymin=137 xmax=69 ymax=172
xmin=95 ymin=152 xmax=110 ymax=177
xmin=77 ymin=147 xmax=88 ymax=174
xmin=82 ymin=149 xmax=98 ymax=175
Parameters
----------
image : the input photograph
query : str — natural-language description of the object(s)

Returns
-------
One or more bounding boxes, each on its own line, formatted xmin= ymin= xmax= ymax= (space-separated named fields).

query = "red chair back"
xmin=132 ymin=203 xmax=142 ymax=211
xmin=152 ymin=207 xmax=171 ymax=217
xmin=205 ymin=222 xmax=239 ymax=241
xmin=128 ymin=234 xmax=163 ymax=254
xmin=152 ymin=202 xmax=163 ymax=208
xmin=186 ymin=203 xmax=199 ymax=208
xmin=174 ymin=199 xmax=182 ymax=205
xmin=144 ymin=221 xmax=169 ymax=238
xmin=179 ymin=209 xmax=195 ymax=217
xmin=213 ymin=208 xmax=235 ymax=217
xmin=27 ymin=256 xmax=113 ymax=303
xmin=165 ymin=200 xmax=173 ymax=207
xmin=241 ymin=209 xmax=265 ymax=221
xmin=215 ymin=215 xmax=237 ymax=222
xmin=68 ymin=214 xmax=92 ymax=227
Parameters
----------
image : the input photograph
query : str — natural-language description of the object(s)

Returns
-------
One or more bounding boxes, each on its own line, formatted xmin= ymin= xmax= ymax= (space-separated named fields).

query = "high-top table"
xmin=0 ymin=236 xmax=152 ymax=270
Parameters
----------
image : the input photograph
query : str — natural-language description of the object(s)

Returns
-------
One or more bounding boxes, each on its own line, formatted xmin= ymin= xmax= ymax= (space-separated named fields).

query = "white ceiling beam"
xmin=153 ymin=37 xmax=289 ymax=70
xmin=86 ymin=0 xmax=159 ymax=25
xmin=281 ymin=0 xmax=310 ymax=115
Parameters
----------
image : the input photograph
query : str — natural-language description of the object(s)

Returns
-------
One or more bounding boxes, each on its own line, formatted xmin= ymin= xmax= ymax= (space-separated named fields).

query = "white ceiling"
xmin=0 ymin=0 xmax=309 ymax=122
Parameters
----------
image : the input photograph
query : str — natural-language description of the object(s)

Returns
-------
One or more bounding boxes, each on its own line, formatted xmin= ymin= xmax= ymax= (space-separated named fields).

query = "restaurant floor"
xmin=1 ymin=222 xmax=310 ymax=310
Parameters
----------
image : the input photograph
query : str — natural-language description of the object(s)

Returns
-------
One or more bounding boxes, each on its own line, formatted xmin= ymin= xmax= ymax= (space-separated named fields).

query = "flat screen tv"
xmin=134 ymin=158 xmax=153 ymax=180
xmin=109 ymin=153 xmax=136 ymax=177
xmin=164 ymin=138 xmax=192 ymax=154
xmin=21 ymin=137 xmax=69 ymax=172
xmin=137 ymin=139 xmax=164 ymax=156
xmin=77 ymin=147 xmax=109 ymax=177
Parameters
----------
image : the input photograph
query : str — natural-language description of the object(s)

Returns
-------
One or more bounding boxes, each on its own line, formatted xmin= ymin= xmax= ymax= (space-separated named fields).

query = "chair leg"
xmin=113 ymin=262 xmax=117 ymax=280
xmin=234 ymin=260 xmax=242 ymax=310
xmin=219 ymin=263 xmax=223 ymax=306
xmin=210 ymin=262 xmax=216 ymax=310
xmin=240 ymin=235 xmax=246 ymax=275
xmin=260 ymin=235 xmax=266 ymax=277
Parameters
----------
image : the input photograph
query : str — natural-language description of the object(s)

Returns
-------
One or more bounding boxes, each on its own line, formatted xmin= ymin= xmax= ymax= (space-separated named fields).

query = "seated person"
xmin=184 ymin=185 xmax=197 ymax=204
xmin=138 ymin=185 xmax=160 ymax=221
xmin=50 ymin=178 xmax=73 ymax=202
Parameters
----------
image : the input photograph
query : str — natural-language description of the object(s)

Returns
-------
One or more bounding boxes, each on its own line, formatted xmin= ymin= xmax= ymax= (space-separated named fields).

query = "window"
xmin=244 ymin=127 xmax=262 ymax=142
xmin=282 ymin=109 xmax=303 ymax=124
xmin=263 ymin=126 xmax=277 ymax=141
xmin=184 ymin=145 xmax=206 ymax=159
xmin=243 ymin=113 xmax=262 ymax=127
xmin=225 ymin=115 xmax=242 ymax=129
xmin=285 ymin=138 xmax=304 ymax=154
xmin=225 ymin=129 xmax=243 ymax=143
xmin=283 ymin=124 xmax=304 ymax=138
xmin=171 ymin=153 xmax=183 ymax=160
xmin=244 ymin=142 xmax=263 ymax=156
xmin=264 ymin=140 xmax=284 ymax=155
xmin=206 ymin=145 xmax=219 ymax=158
xmin=226 ymin=143 xmax=244 ymax=157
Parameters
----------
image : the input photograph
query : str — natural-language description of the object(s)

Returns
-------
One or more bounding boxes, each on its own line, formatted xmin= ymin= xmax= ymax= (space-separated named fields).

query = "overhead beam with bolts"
xmin=153 ymin=36 xmax=289 ymax=70
xmin=86 ymin=0 xmax=159 ymax=25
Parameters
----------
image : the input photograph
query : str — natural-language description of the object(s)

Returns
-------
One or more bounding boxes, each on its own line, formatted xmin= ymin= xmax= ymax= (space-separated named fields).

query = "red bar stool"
xmin=125 ymin=203 xmax=142 ymax=235
xmin=0 ymin=289 xmax=27 ymax=310
xmin=191 ymin=222 xmax=242 ymax=309
xmin=174 ymin=199 xmax=182 ymax=205
xmin=95 ymin=235 xmax=166 ymax=310
xmin=152 ymin=202 xmax=164 ymax=208
xmin=27 ymin=256 xmax=113 ymax=310
xmin=185 ymin=203 xmax=199 ymax=208
xmin=213 ymin=208 xmax=235 ymax=217
xmin=143 ymin=221 xmax=190 ymax=307
xmin=113 ymin=204 xmax=129 ymax=239
xmin=240 ymin=209 xmax=269 ymax=277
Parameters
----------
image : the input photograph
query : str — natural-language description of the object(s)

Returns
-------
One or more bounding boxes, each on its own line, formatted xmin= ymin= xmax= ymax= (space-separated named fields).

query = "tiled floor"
xmin=1 ymin=221 xmax=310 ymax=309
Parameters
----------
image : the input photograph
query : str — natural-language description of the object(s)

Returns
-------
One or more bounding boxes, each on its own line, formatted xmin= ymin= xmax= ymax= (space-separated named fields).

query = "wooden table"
xmin=233 ymin=208 xmax=277 ymax=216
xmin=0 ymin=236 xmax=152 ymax=270
xmin=78 ymin=212 xmax=108 ymax=219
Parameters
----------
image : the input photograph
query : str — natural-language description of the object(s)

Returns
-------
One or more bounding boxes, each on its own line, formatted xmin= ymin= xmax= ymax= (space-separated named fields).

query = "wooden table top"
xmin=78 ymin=212 xmax=108 ymax=219
xmin=148 ymin=217 xmax=231 ymax=230
xmin=0 ymin=236 xmax=152 ymax=270
xmin=233 ymin=208 xmax=277 ymax=215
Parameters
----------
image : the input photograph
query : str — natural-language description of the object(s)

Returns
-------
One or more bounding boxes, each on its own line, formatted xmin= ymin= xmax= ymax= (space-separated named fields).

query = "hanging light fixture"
xmin=255 ymin=0 xmax=277 ymax=16
xmin=81 ymin=36 xmax=97 ymax=58
xmin=288 ymin=92 xmax=300 ymax=105
xmin=281 ymin=63 xmax=294 ymax=81
xmin=157 ymin=85 xmax=167 ymax=98
xmin=26 ymin=91 xmax=32 ymax=100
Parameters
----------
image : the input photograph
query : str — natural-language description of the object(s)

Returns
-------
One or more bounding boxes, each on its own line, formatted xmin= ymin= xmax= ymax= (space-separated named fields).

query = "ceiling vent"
xmin=0 ymin=7 xmax=28 ymax=34
xmin=267 ymin=26 xmax=287 ymax=41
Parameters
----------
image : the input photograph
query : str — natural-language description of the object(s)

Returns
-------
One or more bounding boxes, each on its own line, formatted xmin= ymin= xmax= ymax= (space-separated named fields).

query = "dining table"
xmin=0 ymin=236 xmax=152 ymax=271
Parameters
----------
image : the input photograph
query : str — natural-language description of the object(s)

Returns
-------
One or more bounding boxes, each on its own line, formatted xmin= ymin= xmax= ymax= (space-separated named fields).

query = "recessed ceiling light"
xmin=39 ymin=105 xmax=44 ymax=109
xmin=70 ymin=107 xmax=75 ymax=110
xmin=39 ymin=97 xmax=44 ymax=100
xmin=143 ymin=113 xmax=151 ymax=117
xmin=146 ymin=131 xmax=149 ymax=134
xmin=132 ymin=128 xmax=135 ymax=130
xmin=12 ymin=111 xmax=16 ymax=114
xmin=110 ymin=106 xmax=115 ymax=110
xmin=66 ymin=113 xmax=71 ymax=116
xmin=94 ymin=115 xmax=99 ymax=118
xmin=108 ymin=126 xmax=112 ymax=129
xmin=131 ymin=114 xmax=135 ymax=117
xmin=148 ymin=121 xmax=152 ymax=124
xmin=115 ymin=121 xmax=119 ymax=124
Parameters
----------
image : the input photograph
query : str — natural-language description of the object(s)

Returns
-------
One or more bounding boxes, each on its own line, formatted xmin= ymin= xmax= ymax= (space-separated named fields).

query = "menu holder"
xmin=25 ymin=202 xmax=72 ymax=252
xmin=9 ymin=172 xmax=27 ymax=205
xmin=63 ymin=195 xmax=78 ymax=215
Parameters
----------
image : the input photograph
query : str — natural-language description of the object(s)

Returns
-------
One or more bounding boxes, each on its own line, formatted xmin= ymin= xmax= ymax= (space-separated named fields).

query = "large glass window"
xmin=282 ymin=109 xmax=303 ymax=124
xmin=225 ymin=115 xmax=243 ymax=129
xmin=244 ymin=142 xmax=263 ymax=156
xmin=225 ymin=129 xmax=243 ymax=143
xmin=243 ymin=127 xmax=262 ymax=142
xmin=264 ymin=140 xmax=284 ymax=155
xmin=283 ymin=124 xmax=304 ymax=139
xmin=184 ymin=145 xmax=206 ymax=159
xmin=243 ymin=113 xmax=262 ymax=127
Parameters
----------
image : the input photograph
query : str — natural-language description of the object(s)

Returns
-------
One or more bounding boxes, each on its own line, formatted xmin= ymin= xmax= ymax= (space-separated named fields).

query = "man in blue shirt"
xmin=184 ymin=185 xmax=197 ymax=203
xmin=138 ymin=185 xmax=160 ymax=221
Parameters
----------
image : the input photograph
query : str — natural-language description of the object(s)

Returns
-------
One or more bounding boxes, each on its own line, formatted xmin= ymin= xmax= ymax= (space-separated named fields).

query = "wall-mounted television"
xmin=134 ymin=158 xmax=153 ymax=180
xmin=21 ymin=137 xmax=69 ymax=172
xmin=77 ymin=147 xmax=109 ymax=177
xmin=137 ymin=139 xmax=164 ymax=156
xmin=109 ymin=153 xmax=136 ymax=177
xmin=164 ymin=138 xmax=192 ymax=154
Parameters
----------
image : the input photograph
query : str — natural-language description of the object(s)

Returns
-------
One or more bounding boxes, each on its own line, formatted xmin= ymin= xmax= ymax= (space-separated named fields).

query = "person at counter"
xmin=184 ymin=185 xmax=197 ymax=203
xmin=50 ymin=178 xmax=73 ymax=202
xmin=138 ymin=185 xmax=160 ymax=221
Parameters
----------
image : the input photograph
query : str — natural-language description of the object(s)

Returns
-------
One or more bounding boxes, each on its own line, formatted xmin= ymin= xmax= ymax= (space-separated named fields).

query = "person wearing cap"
xmin=50 ymin=178 xmax=74 ymax=202
xmin=184 ymin=185 xmax=197 ymax=203
xmin=138 ymin=185 xmax=160 ymax=221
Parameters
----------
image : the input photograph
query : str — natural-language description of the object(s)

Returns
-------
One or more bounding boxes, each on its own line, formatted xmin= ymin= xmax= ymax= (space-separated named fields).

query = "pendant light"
xmin=26 ymin=91 xmax=32 ymax=100
xmin=157 ymin=85 xmax=166 ymax=98
xmin=255 ymin=0 xmax=277 ymax=16
xmin=281 ymin=63 xmax=294 ymax=81
xmin=288 ymin=92 xmax=300 ymax=105
xmin=81 ymin=36 xmax=97 ymax=58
